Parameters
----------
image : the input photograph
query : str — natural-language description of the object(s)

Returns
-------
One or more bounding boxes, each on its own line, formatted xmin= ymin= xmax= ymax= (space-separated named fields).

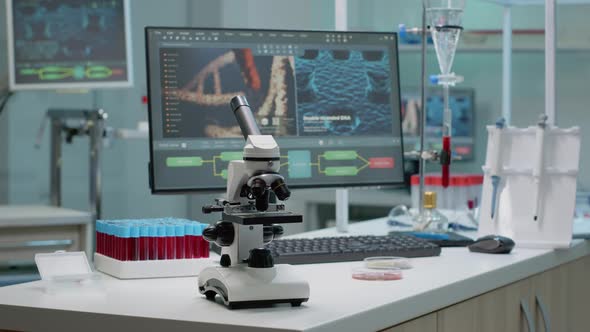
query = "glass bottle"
xmin=414 ymin=191 xmax=449 ymax=233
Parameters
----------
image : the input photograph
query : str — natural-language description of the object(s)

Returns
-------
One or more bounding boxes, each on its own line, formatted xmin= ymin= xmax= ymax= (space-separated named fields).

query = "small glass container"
xmin=414 ymin=191 xmax=449 ymax=233
xmin=364 ymin=256 xmax=412 ymax=270
xmin=351 ymin=267 xmax=403 ymax=281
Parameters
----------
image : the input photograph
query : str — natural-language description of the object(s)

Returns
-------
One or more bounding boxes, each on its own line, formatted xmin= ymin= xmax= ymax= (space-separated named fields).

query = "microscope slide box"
xmin=94 ymin=253 xmax=216 ymax=279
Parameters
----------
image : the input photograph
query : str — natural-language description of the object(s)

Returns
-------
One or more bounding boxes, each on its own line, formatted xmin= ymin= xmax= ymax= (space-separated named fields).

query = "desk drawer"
xmin=0 ymin=225 xmax=82 ymax=265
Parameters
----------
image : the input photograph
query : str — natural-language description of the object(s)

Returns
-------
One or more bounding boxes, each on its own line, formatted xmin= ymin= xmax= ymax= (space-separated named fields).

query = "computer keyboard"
xmin=266 ymin=234 xmax=441 ymax=265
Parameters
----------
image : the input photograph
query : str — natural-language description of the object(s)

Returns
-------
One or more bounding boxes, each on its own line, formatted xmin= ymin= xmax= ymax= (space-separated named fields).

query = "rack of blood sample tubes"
xmin=94 ymin=218 xmax=214 ymax=279
xmin=96 ymin=218 xmax=209 ymax=261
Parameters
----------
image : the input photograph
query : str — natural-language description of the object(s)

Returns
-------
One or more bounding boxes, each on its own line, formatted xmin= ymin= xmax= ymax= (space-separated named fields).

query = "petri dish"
xmin=351 ymin=267 xmax=403 ymax=281
xmin=364 ymin=256 xmax=412 ymax=270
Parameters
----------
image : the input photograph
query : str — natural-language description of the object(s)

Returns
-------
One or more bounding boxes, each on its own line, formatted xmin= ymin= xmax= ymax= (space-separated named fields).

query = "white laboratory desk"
xmin=0 ymin=218 xmax=589 ymax=332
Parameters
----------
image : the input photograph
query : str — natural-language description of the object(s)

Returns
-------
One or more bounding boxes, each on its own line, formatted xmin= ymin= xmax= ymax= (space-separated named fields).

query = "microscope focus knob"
xmin=262 ymin=224 xmax=284 ymax=244
xmin=272 ymin=224 xmax=284 ymax=239
xmin=202 ymin=221 xmax=235 ymax=247
xmin=247 ymin=248 xmax=274 ymax=268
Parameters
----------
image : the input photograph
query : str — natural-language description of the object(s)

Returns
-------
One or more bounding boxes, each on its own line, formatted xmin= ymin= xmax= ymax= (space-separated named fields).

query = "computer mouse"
xmin=468 ymin=235 xmax=515 ymax=254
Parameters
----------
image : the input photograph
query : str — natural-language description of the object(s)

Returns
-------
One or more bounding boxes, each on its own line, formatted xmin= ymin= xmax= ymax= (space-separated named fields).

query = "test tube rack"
xmin=94 ymin=218 xmax=215 ymax=279
xmin=478 ymin=122 xmax=581 ymax=249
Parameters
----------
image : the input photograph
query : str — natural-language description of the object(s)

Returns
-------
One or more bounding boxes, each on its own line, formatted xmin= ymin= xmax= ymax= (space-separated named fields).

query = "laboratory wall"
xmin=1 ymin=0 xmax=590 ymax=221
xmin=0 ymin=0 xmax=335 ymax=221
xmin=0 ymin=0 xmax=221 ymax=217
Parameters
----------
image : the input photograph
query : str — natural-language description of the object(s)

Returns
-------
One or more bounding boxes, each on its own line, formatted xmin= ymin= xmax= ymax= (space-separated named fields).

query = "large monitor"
xmin=6 ymin=0 xmax=133 ymax=90
xmin=145 ymin=27 xmax=404 ymax=193
xmin=402 ymin=88 xmax=475 ymax=160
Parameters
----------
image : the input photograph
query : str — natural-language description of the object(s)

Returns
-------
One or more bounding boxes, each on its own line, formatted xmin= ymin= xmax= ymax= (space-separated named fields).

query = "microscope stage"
xmin=222 ymin=212 xmax=303 ymax=225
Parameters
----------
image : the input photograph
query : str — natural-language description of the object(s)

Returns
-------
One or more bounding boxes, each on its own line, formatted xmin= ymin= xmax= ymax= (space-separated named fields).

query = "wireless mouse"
xmin=468 ymin=235 xmax=515 ymax=254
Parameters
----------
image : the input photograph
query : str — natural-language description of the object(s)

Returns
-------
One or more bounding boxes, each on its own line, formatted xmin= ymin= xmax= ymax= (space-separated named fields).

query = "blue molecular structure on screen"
xmin=295 ymin=49 xmax=394 ymax=137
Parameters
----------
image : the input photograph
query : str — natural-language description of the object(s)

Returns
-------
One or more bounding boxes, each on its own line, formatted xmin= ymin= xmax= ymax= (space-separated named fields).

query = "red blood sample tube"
xmin=175 ymin=224 xmax=185 ymax=259
xmin=96 ymin=221 xmax=103 ymax=255
xmin=96 ymin=220 xmax=104 ymax=255
xmin=199 ymin=236 xmax=210 ymax=258
xmin=101 ymin=222 xmax=108 ymax=255
xmin=114 ymin=225 xmax=121 ymax=260
xmin=166 ymin=224 xmax=176 ymax=259
xmin=198 ymin=223 xmax=209 ymax=258
xmin=193 ymin=223 xmax=202 ymax=258
xmin=139 ymin=225 xmax=149 ymax=260
xmin=130 ymin=225 xmax=140 ymax=261
xmin=111 ymin=224 xmax=117 ymax=260
xmin=105 ymin=223 xmax=113 ymax=258
xmin=184 ymin=223 xmax=194 ymax=259
xmin=98 ymin=222 xmax=104 ymax=255
xmin=148 ymin=224 xmax=158 ymax=260
xmin=157 ymin=225 xmax=166 ymax=260
xmin=120 ymin=225 xmax=131 ymax=261
xmin=113 ymin=224 xmax=119 ymax=259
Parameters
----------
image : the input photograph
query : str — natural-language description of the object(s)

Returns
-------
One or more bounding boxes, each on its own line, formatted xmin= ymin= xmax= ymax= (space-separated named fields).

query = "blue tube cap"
xmin=175 ymin=224 xmax=185 ymax=237
xmin=117 ymin=225 xmax=131 ymax=238
xmin=148 ymin=225 xmax=158 ymax=237
xmin=195 ymin=223 xmax=205 ymax=236
xmin=166 ymin=224 xmax=176 ymax=237
xmin=130 ymin=225 xmax=140 ymax=238
xmin=185 ymin=223 xmax=194 ymax=236
xmin=157 ymin=225 xmax=166 ymax=237
xmin=140 ymin=225 xmax=149 ymax=237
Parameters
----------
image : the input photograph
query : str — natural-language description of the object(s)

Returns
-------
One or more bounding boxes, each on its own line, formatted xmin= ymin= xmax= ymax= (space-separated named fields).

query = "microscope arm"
xmin=226 ymin=160 xmax=249 ymax=203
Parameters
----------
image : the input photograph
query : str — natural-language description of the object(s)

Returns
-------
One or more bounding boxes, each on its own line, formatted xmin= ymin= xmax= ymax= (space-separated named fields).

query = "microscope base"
xmin=198 ymin=264 xmax=310 ymax=309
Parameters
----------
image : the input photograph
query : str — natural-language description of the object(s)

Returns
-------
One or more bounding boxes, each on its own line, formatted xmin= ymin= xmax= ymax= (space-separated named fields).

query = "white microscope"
xmin=198 ymin=96 xmax=310 ymax=309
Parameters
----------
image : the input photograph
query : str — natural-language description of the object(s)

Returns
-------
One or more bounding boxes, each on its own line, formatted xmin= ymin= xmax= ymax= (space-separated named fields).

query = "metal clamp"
xmin=520 ymin=299 xmax=537 ymax=332
xmin=535 ymin=295 xmax=551 ymax=332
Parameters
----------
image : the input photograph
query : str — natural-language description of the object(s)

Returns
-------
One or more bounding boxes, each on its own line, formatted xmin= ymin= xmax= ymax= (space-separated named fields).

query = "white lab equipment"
xmin=198 ymin=96 xmax=309 ymax=309
xmin=478 ymin=116 xmax=581 ymax=248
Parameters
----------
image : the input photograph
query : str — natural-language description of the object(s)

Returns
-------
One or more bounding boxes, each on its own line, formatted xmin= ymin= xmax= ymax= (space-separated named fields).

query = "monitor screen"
xmin=402 ymin=88 xmax=475 ymax=160
xmin=145 ymin=27 xmax=404 ymax=193
xmin=6 ymin=0 xmax=132 ymax=90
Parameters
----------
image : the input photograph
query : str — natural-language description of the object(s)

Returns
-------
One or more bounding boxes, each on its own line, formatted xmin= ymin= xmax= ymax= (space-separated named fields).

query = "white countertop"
xmin=0 ymin=218 xmax=589 ymax=332
xmin=0 ymin=205 xmax=92 ymax=227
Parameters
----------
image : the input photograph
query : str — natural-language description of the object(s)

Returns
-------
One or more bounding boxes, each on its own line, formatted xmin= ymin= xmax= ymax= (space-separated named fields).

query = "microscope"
xmin=198 ymin=96 xmax=310 ymax=309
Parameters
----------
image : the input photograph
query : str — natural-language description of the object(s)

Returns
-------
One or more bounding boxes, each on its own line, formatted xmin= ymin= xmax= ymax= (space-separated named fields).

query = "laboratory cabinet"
xmin=384 ymin=255 xmax=590 ymax=332
xmin=384 ymin=313 xmax=437 ymax=332
xmin=0 ymin=206 xmax=94 ymax=265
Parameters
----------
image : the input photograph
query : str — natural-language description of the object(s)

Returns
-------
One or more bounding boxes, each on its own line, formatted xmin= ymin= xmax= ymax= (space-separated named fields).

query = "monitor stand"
xmin=335 ymin=189 xmax=349 ymax=233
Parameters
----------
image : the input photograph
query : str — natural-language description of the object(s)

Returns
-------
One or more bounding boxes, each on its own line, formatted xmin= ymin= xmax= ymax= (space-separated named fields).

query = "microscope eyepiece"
xmin=271 ymin=178 xmax=291 ymax=201
xmin=230 ymin=96 xmax=261 ymax=140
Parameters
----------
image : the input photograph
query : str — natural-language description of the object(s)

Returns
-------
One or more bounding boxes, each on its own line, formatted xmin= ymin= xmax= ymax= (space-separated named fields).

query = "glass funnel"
xmin=425 ymin=0 xmax=465 ymax=75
